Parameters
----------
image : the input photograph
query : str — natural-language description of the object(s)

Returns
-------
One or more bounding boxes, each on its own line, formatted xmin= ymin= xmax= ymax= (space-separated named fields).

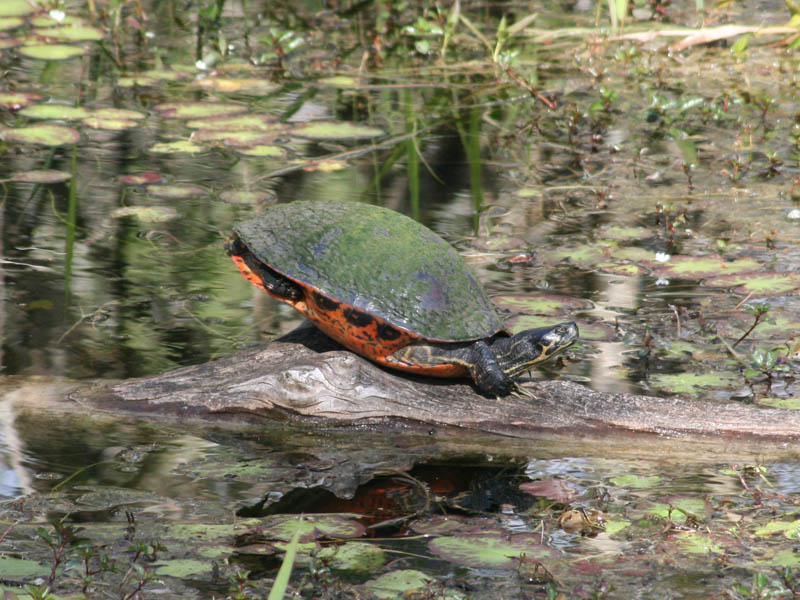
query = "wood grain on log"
xmin=71 ymin=324 xmax=800 ymax=441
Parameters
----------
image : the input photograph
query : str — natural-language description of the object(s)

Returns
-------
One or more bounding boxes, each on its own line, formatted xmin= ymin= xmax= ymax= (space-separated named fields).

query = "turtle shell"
xmin=233 ymin=201 xmax=504 ymax=342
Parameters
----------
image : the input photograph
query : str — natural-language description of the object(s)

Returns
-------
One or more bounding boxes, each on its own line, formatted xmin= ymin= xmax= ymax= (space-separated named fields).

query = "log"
xmin=72 ymin=324 xmax=800 ymax=441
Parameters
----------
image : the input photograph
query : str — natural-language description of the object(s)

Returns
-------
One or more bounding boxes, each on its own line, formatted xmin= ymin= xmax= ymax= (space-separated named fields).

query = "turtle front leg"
xmin=467 ymin=340 xmax=514 ymax=397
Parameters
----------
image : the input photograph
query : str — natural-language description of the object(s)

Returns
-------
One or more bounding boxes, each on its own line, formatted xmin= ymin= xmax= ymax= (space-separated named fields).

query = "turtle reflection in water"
xmin=229 ymin=201 xmax=577 ymax=396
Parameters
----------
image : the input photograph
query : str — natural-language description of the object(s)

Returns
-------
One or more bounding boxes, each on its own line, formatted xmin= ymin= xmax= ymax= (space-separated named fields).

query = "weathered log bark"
xmin=71 ymin=324 xmax=800 ymax=441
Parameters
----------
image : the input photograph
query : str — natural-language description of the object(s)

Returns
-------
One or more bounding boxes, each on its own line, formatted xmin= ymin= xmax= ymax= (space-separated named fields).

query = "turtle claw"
xmin=511 ymin=382 xmax=537 ymax=400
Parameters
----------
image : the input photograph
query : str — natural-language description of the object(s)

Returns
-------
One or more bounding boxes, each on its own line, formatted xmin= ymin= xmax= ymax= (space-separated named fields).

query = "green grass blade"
xmin=268 ymin=517 xmax=303 ymax=600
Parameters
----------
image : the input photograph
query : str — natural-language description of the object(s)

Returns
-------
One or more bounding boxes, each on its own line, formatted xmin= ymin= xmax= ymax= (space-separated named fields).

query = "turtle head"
xmin=496 ymin=321 xmax=578 ymax=378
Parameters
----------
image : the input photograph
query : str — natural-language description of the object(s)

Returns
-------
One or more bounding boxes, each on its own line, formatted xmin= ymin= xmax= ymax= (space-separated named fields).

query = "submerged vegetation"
xmin=1 ymin=0 xmax=800 ymax=597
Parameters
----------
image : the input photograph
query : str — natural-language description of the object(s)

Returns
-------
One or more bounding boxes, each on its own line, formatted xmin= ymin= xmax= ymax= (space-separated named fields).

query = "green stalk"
xmin=267 ymin=517 xmax=302 ymax=600
xmin=404 ymin=88 xmax=420 ymax=220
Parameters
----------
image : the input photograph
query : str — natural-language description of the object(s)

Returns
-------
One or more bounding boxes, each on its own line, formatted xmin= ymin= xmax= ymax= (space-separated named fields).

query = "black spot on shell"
xmin=313 ymin=292 xmax=340 ymax=312
xmin=344 ymin=308 xmax=374 ymax=327
xmin=378 ymin=323 xmax=402 ymax=341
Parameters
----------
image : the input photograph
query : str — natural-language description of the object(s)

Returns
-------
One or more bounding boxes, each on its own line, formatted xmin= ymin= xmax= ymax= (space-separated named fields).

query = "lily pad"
xmin=363 ymin=569 xmax=433 ymax=599
xmin=755 ymin=519 xmax=800 ymax=537
xmin=155 ymin=559 xmax=215 ymax=577
xmin=19 ymin=44 xmax=89 ymax=60
xmin=119 ymin=172 xmax=165 ymax=185
xmin=649 ymin=371 xmax=739 ymax=395
xmin=19 ymin=104 xmax=90 ymax=120
xmin=493 ymin=293 xmax=593 ymax=316
xmin=610 ymin=474 xmax=661 ymax=489
xmin=218 ymin=190 xmax=275 ymax=205
xmin=2 ymin=123 xmax=80 ymax=145
xmin=648 ymin=497 xmax=709 ymax=521
xmin=154 ymin=101 xmax=248 ymax=119
xmin=653 ymin=255 xmax=760 ymax=279
xmin=33 ymin=25 xmax=104 ymax=41
xmin=0 ymin=91 xmax=43 ymax=109
xmin=758 ymin=397 xmax=800 ymax=410
xmin=540 ymin=244 xmax=606 ymax=267
xmin=597 ymin=224 xmax=652 ymax=241
xmin=149 ymin=140 xmax=205 ymax=153
xmin=9 ymin=169 xmax=72 ymax=183
xmin=0 ymin=17 xmax=24 ymax=30
xmin=238 ymin=144 xmax=288 ymax=158
xmin=673 ymin=531 xmax=726 ymax=555
xmin=82 ymin=116 xmax=139 ymax=130
xmin=112 ymin=206 xmax=180 ymax=222
xmin=191 ymin=129 xmax=280 ymax=146
xmin=292 ymin=120 xmax=385 ymax=140
xmin=428 ymin=533 xmax=558 ymax=569
xmin=317 ymin=75 xmax=362 ymax=87
xmin=145 ymin=184 xmax=206 ymax=199
xmin=0 ymin=0 xmax=44 ymax=17
xmin=0 ymin=556 xmax=49 ymax=580
xmin=317 ymin=542 xmax=386 ymax=572
xmin=92 ymin=107 xmax=146 ymax=120
xmin=703 ymin=272 xmax=800 ymax=296
xmin=185 ymin=114 xmax=281 ymax=131
xmin=257 ymin=514 xmax=365 ymax=542
xmin=596 ymin=262 xmax=647 ymax=276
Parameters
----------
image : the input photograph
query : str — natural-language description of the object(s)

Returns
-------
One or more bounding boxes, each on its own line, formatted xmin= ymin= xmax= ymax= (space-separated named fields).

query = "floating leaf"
xmin=0 ymin=91 xmax=43 ymax=109
xmin=10 ymin=169 xmax=72 ymax=183
xmin=82 ymin=116 xmax=139 ymax=130
xmin=758 ymin=397 xmax=800 ymax=410
xmin=596 ymin=262 xmax=646 ymax=276
xmin=292 ymin=120 xmax=384 ymax=140
xmin=755 ymin=519 xmax=800 ymax=537
xmin=119 ymin=172 xmax=165 ymax=185
xmin=597 ymin=224 xmax=652 ymax=241
xmin=0 ymin=17 xmax=24 ymax=30
xmin=650 ymin=371 xmax=739 ymax=395
xmin=0 ymin=556 xmax=49 ymax=580
xmin=610 ymin=474 xmax=661 ymax=489
xmin=317 ymin=75 xmax=361 ymax=87
xmin=317 ymin=542 xmax=385 ymax=572
xmin=653 ymin=255 xmax=760 ymax=279
xmin=33 ymin=25 xmax=104 ymax=41
xmin=93 ymin=108 xmax=146 ymax=120
xmin=154 ymin=101 xmax=248 ymax=119
xmin=428 ymin=533 xmax=558 ymax=569
xmin=257 ymin=514 xmax=365 ymax=542
xmin=493 ymin=293 xmax=593 ymax=316
xmin=191 ymin=129 xmax=280 ymax=146
xmin=2 ymin=123 xmax=80 ymax=145
xmin=146 ymin=184 xmax=206 ymax=199
xmin=194 ymin=77 xmax=278 ymax=93
xmin=238 ymin=144 xmax=287 ymax=158
xmin=218 ymin=190 xmax=275 ymax=205
xmin=185 ymin=114 xmax=281 ymax=131
xmin=155 ymin=559 xmax=214 ymax=577
xmin=363 ymin=570 xmax=432 ymax=599
xmin=19 ymin=44 xmax=89 ymax=60
xmin=673 ymin=532 xmax=725 ymax=555
xmin=540 ymin=244 xmax=606 ymax=267
xmin=149 ymin=140 xmax=204 ymax=153
xmin=520 ymin=478 xmax=580 ymax=503
xmin=0 ymin=0 xmax=43 ymax=17
xmin=19 ymin=104 xmax=90 ymax=119
xmin=112 ymin=206 xmax=179 ymax=222
xmin=703 ymin=272 xmax=800 ymax=296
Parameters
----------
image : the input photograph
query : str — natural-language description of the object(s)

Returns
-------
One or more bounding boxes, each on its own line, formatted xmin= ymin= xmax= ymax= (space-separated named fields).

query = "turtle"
xmin=228 ymin=201 xmax=577 ymax=396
